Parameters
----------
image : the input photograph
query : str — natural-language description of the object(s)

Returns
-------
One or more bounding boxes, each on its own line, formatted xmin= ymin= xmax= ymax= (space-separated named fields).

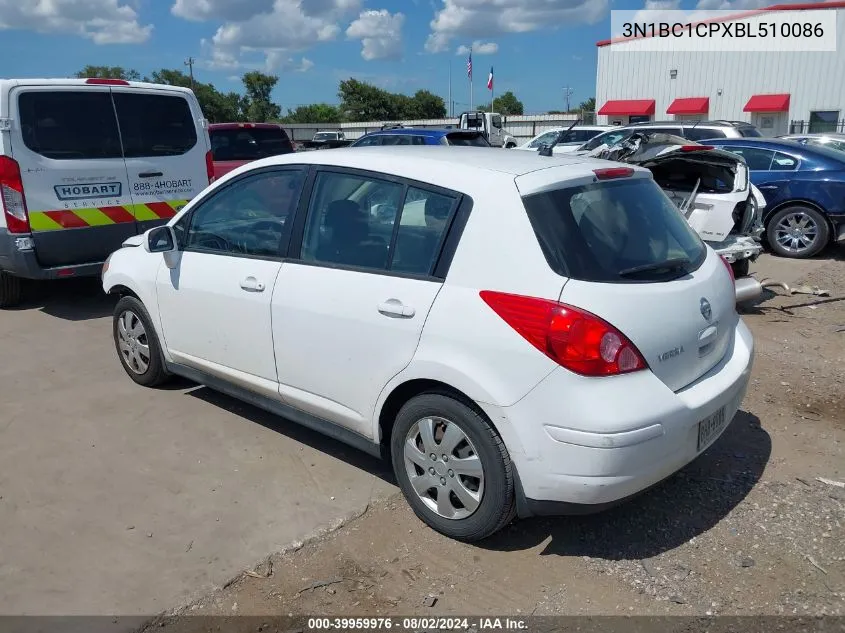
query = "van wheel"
xmin=113 ymin=296 xmax=170 ymax=387
xmin=0 ymin=272 xmax=23 ymax=308
xmin=390 ymin=393 xmax=516 ymax=542
xmin=766 ymin=206 xmax=829 ymax=258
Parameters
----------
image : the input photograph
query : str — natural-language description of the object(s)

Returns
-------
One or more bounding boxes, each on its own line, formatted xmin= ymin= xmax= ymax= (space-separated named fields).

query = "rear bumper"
xmin=706 ymin=235 xmax=763 ymax=263
xmin=480 ymin=319 xmax=755 ymax=515
xmin=0 ymin=229 xmax=104 ymax=280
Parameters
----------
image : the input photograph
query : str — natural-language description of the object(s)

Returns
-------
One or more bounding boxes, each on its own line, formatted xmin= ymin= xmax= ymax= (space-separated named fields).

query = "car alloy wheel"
xmin=773 ymin=210 xmax=820 ymax=255
xmin=402 ymin=416 xmax=485 ymax=520
xmin=116 ymin=309 xmax=151 ymax=375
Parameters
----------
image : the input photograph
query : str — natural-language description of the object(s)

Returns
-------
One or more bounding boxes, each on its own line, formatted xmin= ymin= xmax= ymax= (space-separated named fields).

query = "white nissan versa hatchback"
xmin=102 ymin=146 xmax=754 ymax=541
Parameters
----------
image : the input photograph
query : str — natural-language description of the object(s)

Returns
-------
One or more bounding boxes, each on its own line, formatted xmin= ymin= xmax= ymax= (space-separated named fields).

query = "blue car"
xmin=705 ymin=138 xmax=845 ymax=258
xmin=351 ymin=126 xmax=491 ymax=147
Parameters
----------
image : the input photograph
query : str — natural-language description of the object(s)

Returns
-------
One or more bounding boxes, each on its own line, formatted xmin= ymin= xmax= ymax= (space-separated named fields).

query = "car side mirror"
xmin=144 ymin=226 xmax=177 ymax=254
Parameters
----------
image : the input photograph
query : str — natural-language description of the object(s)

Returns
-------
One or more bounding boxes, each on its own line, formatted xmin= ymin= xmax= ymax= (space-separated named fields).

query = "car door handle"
xmin=139 ymin=171 xmax=163 ymax=178
xmin=240 ymin=276 xmax=265 ymax=292
xmin=378 ymin=299 xmax=415 ymax=318
xmin=758 ymin=185 xmax=778 ymax=190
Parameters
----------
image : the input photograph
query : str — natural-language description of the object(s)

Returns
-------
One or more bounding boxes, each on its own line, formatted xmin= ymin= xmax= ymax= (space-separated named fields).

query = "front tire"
xmin=0 ymin=272 xmax=23 ymax=308
xmin=113 ymin=296 xmax=170 ymax=387
xmin=390 ymin=393 xmax=516 ymax=542
xmin=766 ymin=205 xmax=829 ymax=258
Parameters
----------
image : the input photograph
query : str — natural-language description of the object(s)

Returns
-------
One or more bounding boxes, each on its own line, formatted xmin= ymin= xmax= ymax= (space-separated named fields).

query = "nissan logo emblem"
xmin=700 ymin=297 xmax=712 ymax=321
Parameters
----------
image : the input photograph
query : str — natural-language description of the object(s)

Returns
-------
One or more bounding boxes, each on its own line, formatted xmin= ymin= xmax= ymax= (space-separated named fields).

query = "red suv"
xmin=208 ymin=123 xmax=294 ymax=179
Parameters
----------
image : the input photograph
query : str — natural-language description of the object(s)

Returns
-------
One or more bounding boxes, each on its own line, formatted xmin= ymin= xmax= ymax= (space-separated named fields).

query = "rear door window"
xmin=445 ymin=132 xmax=490 ymax=146
xmin=684 ymin=127 xmax=727 ymax=140
xmin=353 ymin=135 xmax=382 ymax=147
xmin=522 ymin=178 xmax=706 ymax=283
xmin=721 ymin=146 xmax=774 ymax=170
xmin=771 ymin=152 xmax=799 ymax=170
xmin=113 ymin=92 xmax=197 ymax=158
xmin=738 ymin=126 xmax=762 ymax=137
xmin=17 ymin=91 xmax=122 ymax=160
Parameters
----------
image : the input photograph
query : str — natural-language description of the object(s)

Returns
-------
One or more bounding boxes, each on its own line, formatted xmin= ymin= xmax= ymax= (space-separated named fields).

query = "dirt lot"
xmin=143 ymin=253 xmax=845 ymax=631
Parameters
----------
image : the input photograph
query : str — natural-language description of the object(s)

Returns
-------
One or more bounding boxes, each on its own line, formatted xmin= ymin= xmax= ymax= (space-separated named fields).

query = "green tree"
xmin=338 ymin=78 xmax=396 ymax=121
xmin=148 ymin=69 xmax=244 ymax=123
xmin=406 ymin=90 xmax=446 ymax=119
xmin=578 ymin=97 xmax=596 ymax=112
xmin=242 ymin=71 xmax=281 ymax=122
xmin=487 ymin=90 xmax=523 ymax=116
xmin=282 ymin=103 xmax=342 ymax=123
xmin=75 ymin=65 xmax=141 ymax=81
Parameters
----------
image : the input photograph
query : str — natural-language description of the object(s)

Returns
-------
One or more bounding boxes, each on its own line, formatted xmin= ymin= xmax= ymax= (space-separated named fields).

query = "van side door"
xmin=9 ymin=86 xmax=136 ymax=268
xmin=111 ymin=88 xmax=210 ymax=234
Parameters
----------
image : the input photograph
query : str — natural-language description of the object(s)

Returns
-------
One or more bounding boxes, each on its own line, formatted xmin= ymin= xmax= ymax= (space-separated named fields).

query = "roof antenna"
xmin=539 ymin=118 xmax=580 ymax=157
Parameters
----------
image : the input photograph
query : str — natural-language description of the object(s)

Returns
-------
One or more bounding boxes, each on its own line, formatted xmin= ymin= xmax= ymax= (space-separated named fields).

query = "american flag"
xmin=466 ymin=50 xmax=472 ymax=80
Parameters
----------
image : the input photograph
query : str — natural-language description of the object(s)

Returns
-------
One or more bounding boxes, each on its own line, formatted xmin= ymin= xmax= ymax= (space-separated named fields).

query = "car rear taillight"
xmin=720 ymin=256 xmax=735 ymax=286
xmin=0 ymin=156 xmax=31 ymax=234
xmin=593 ymin=167 xmax=634 ymax=180
xmin=479 ymin=290 xmax=647 ymax=377
xmin=205 ymin=150 xmax=215 ymax=185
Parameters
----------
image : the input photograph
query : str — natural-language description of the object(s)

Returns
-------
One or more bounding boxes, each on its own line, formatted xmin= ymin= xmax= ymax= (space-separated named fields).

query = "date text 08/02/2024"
xmin=307 ymin=617 xmax=528 ymax=630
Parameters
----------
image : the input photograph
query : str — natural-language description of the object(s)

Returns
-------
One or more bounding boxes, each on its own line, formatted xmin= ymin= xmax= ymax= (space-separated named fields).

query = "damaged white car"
xmin=563 ymin=132 xmax=765 ymax=278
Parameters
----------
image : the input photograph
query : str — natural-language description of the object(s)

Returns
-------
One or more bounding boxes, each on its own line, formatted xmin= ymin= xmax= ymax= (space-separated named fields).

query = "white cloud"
xmin=0 ymin=0 xmax=152 ymax=44
xmin=196 ymin=0 xmax=360 ymax=70
xmin=346 ymin=9 xmax=404 ymax=61
xmin=171 ymin=0 xmax=275 ymax=21
xmin=265 ymin=51 xmax=315 ymax=72
xmin=456 ymin=41 xmax=498 ymax=55
xmin=425 ymin=0 xmax=608 ymax=53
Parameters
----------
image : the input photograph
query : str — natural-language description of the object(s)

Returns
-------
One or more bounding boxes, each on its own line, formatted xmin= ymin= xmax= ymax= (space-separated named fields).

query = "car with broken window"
xmin=515 ymin=125 xmax=613 ymax=154
xmin=579 ymin=131 xmax=764 ymax=277
xmin=102 ymin=146 xmax=753 ymax=542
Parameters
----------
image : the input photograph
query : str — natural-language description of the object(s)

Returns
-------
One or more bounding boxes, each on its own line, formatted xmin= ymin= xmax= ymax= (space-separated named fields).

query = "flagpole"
xmin=448 ymin=60 xmax=452 ymax=118
xmin=469 ymin=45 xmax=473 ymax=111
xmin=491 ymin=68 xmax=494 ymax=114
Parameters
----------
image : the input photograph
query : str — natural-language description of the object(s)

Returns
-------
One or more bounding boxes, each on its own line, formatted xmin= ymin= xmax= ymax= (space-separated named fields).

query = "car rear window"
xmin=684 ymin=127 xmax=727 ymax=140
xmin=18 ymin=90 xmax=123 ymax=160
xmin=113 ymin=92 xmax=197 ymax=157
xmin=522 ymin=178 xmax=706 ymax=283
xmin=210 ymin=127 xmax=293 ymax=161
xmin=445 ymin=132 xmax=490 ymax=147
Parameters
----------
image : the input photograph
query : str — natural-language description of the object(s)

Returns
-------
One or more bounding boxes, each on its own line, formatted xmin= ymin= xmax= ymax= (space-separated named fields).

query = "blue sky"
xmin=0 ymin=0 xmax=780 ymax=114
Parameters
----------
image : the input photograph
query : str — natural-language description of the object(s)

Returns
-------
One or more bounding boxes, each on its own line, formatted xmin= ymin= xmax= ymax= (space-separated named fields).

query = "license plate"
xmin=697 ymin=406 xmax=727 ymax=452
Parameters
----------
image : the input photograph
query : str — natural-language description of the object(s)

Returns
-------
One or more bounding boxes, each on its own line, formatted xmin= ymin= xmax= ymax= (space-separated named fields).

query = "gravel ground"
xmin=143 ymin=253 xmax=845 ymax=632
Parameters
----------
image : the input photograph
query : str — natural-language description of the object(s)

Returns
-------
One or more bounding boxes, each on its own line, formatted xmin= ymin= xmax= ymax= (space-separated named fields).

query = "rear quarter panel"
xmin=759 ymin=171 xmax=845 ymax=221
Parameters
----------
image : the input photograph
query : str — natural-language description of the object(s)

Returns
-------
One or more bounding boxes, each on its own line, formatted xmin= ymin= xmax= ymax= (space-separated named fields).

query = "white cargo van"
xmin=0 ymin=78 xmax=212 ymax=307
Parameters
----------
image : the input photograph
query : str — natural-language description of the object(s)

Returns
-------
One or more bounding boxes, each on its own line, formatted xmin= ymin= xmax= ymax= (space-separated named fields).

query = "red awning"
xmin=598 ymin=99 xmax=656 ymax=116
xmin=743 ymin=93 xmax=790 ymax=112
xmin=666 ymin=97 xmax=710 ymax=115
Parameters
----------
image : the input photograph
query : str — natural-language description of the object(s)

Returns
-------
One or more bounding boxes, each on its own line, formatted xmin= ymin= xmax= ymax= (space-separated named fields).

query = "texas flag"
xmin=487 ymin=67 xmax=494 ymax=91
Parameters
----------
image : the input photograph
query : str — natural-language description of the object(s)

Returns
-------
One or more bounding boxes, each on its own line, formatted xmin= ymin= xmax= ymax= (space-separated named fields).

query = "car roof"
xmin=366 ymin=128 xmax=453 ymax=137
xmin=534 ymin=126 xmax=612 ymax=134
xmin=230 ymin=145 xmax=651 ymax=195
xmin=707 ymin=138 xmax=806 ymax=148
xmin=781 ymin=132 xmax=845 ymax=139
xmin=209 ymin=122 xmax=283 ymax=130
xmin=0 ymin=78 xmax=194 ymax=97
xmin=626 ymin=120 xmax=754 ymax=128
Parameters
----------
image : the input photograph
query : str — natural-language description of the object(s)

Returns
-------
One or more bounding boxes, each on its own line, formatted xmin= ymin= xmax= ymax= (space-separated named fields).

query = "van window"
xmin=18 ymin=91 xmax=122 ymax=160
xmin=522 ymin=178 xmax=706 ymax=283
xmin=113 ymin=92 xmax=197 ymax=158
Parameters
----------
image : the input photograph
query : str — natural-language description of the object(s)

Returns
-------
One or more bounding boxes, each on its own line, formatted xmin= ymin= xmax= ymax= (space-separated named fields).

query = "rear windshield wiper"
xmin=619 ymin=257 xmax=691 ymax=277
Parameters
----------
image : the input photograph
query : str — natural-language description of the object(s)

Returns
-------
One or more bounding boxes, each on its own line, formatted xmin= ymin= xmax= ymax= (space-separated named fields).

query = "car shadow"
xmin=185 ymin=386 xmax=395 ymax=484
xmin=479 ymin=410 xmax=770 ymax=559
xmin=10 ymin=278 xmax=115 ymax=321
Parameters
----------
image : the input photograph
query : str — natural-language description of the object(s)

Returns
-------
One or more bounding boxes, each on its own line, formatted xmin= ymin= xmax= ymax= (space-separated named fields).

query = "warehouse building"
xmin=595 ymin=1 xmax=845 ymax=135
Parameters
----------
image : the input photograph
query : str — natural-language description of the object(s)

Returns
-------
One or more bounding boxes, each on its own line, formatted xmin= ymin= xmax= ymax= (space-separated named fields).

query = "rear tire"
xmin=390 ymin=393 xmax=516 ymax=542
xmin=0 ymin=272 xmax=23 ymax=308
xmin=113 ymin=296 xmax=171 ymax=387
xmin=766 ymin=205 xmax=829 ymax=258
